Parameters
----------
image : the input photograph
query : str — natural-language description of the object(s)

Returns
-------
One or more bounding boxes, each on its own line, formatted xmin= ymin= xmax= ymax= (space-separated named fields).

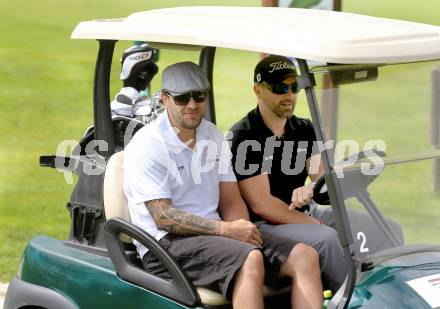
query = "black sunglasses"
xmin=263 ymin=82 xmax=300 ymax=95
xmin=166 ymin=90 xmax=208 ymax=106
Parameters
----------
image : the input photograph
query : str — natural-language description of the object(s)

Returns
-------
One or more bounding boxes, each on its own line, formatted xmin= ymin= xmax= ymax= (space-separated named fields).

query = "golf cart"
xmin=5 ymin=6 xmax=440 ymax=309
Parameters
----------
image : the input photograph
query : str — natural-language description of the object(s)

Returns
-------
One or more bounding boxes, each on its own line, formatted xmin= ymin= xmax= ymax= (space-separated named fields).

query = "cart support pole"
xmin=94 ymin=40 xmax=116 ymax=158
xmin=262 ymin=0 xmax=277 ymax=7
xmin=199 ymin=47 xmax=216 ymax=124
xmin=297 ymin=59 xmax=355 ymax=309
xmin=432 ymin=66 xmax=440 ymax=193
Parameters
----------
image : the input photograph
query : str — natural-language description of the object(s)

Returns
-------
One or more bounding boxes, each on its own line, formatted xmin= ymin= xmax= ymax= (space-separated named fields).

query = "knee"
xmin=291 ymin=243 xmax=320 ymax=271
xmin=297 ymin=243 xmax=319 ymax=261
xmin=245 ymin=249 xmax=264 ymax=269
xmin=241 ymin=249 xmax=264 ymax=280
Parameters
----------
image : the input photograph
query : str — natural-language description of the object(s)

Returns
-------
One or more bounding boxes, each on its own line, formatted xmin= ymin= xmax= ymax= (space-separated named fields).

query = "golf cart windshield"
xmin=313 ymin=60 xmax=440 ymax=258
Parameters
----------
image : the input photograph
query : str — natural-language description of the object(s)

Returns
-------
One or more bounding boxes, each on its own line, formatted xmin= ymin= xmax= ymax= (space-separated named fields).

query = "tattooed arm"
xmin=145 ymin=198 xmax=222 ymax=236
xmin=145 ymin=198 xmax=262 ymax=246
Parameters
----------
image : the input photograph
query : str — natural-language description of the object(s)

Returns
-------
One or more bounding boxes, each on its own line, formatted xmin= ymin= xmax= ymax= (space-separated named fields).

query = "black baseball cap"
xmin=254 ymin=55 xmax=297 ymax=84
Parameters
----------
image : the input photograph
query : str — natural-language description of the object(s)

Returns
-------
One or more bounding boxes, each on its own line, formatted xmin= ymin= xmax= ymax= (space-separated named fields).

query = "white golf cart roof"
xmin=72 ymin=6 xmax=440 ymax=64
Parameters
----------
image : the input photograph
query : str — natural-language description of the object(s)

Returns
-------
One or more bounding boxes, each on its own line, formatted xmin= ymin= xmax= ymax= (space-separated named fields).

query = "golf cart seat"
xmin=103 ymin=151 xmax=290 ymax=306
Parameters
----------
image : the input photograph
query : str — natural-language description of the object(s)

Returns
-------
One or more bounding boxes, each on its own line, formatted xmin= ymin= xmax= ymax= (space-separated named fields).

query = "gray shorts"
xmin=142 ymin=230 xmax=297 ymax=300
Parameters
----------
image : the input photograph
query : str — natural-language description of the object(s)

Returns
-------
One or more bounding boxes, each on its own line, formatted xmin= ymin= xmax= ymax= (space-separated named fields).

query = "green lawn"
xmin=1 ymin=0 xmax=440 ymax=282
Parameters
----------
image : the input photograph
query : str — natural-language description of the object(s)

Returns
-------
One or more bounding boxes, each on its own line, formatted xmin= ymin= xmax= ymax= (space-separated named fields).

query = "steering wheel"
xmin=312 ymin=149 xmax=386 ymax=205
xmin=313 ymin=176 xmax=331 ymax=205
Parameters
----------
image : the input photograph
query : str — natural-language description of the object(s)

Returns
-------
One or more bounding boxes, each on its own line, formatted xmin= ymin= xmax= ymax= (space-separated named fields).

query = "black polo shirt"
xmin=230 ymin=106 xmax=317 ymax=220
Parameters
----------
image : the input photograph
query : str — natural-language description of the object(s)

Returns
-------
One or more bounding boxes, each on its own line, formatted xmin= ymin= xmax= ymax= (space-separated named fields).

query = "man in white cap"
xmin=124 ymin=61 xmax=324 ymax=309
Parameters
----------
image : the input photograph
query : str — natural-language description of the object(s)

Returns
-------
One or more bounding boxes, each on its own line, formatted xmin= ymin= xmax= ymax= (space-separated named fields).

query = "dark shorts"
xmin=142 ymin=230 xmax=297 ymax=300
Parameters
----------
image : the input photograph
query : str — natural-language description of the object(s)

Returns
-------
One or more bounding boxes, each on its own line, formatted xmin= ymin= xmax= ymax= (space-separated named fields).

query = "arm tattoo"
xmin=145 ymin=199 xmax=222 ymax=236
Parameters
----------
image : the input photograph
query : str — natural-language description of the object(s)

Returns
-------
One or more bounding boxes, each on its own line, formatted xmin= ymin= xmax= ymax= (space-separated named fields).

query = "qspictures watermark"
xmin=53 ymin=128 xmax=386 ymax=185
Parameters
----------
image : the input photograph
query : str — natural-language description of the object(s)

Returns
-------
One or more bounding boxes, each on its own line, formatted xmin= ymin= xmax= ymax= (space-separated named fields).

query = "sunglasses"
xmin=166 ymin=90 xmax=208 ymax=106
xmin=263 ymin=82 xmax=300 ymax=95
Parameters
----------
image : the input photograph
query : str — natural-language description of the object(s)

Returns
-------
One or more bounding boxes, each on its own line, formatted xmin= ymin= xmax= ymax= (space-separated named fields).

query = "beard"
xmin=180 ymin=109 xmax=204 ymax=130
xmin=181 ymin=116 xmax=202 ymax=129
xmin=167 ymin=106 xmax=203 ymax=131
xmin=272 ymin=101 xmax=294 ymax=119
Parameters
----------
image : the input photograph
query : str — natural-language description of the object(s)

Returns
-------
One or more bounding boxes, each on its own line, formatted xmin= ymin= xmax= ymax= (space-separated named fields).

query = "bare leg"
xmin=280 ymin=243 xmax=323 ymax=309
xmin=232 ymin=249 xmax=265 ymax=309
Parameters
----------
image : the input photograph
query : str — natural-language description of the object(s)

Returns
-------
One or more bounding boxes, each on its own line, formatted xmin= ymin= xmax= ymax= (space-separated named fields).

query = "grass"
xmin=1 ymin=0 xmax=440 ymax=282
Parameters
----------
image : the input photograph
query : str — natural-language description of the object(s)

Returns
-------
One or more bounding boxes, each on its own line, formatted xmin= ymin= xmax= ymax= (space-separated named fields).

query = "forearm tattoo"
xmin=145 ymin=199 xmax=222 ymax=236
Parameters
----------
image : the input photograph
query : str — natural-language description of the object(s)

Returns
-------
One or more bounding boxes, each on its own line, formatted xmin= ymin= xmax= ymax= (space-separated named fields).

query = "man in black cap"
xmin=124 ymin=61 xmax=324 ymax=308
xmin=229 ymin=55 xmax=348 ymax=293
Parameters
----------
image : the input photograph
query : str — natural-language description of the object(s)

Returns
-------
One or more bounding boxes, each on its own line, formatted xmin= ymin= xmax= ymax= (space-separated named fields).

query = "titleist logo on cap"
xmin=269 ymin=61 xmax=296 ymax=73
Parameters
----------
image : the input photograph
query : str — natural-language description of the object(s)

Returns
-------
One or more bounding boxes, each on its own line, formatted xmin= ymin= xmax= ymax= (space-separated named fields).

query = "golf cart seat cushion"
xmin=103 ymin=152 xmax=289 ymax=306
xmin=197 ymin=285 xmax=291 ymax=306
xmin=103 ymin=151 xmax=132 ymax=243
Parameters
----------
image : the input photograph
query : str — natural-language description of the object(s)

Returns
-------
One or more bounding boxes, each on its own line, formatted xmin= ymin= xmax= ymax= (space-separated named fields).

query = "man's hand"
xmin=221 ymin=219 xmax=263 ymax=247
xmin=290 ymin=183 xmax=314 ymax=210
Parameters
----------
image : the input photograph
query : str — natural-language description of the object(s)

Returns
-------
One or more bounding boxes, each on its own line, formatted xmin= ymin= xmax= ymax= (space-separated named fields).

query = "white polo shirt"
xmin=123 ymin=111 xmax=236 ymax=258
